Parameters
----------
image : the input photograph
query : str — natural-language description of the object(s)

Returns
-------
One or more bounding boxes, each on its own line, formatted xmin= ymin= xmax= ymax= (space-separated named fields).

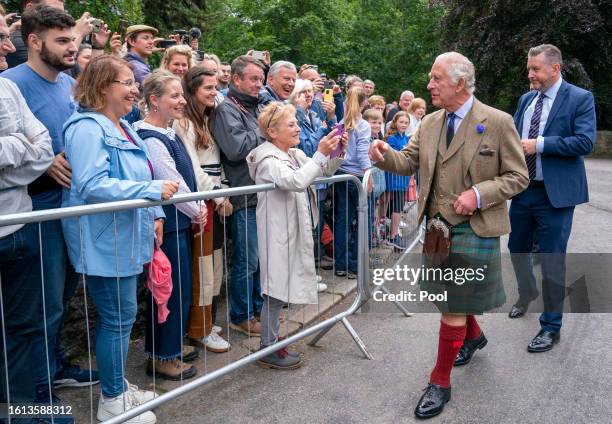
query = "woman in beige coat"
xmin=247 ymin=103 xmax=346 ymax=370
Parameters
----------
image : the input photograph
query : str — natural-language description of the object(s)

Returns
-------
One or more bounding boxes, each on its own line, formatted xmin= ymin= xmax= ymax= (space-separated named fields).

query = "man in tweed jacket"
xmin=369 ymin=52 xmax=528 ymax=419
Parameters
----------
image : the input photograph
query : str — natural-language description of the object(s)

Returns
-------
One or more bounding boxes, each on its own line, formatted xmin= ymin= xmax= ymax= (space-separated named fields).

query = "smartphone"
xmin=159 ymin=39 xmax=177 ymax=49
xmin=330 ymin=123 xmax=345 ymax=158
xmin=323 ymin=80 xmax=334 ymax=90
xmin=91 ymin=18 xmax=102 ymax=33
xmin=251 ymin=50 xmax=266 ymax=61
xmin=323 ymin=89 xmax=334 ymax=103
xmin=118 ymin=19 xmax=129 ymax=38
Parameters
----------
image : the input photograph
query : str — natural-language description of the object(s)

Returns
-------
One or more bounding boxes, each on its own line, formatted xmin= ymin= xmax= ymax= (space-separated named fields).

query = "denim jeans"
xmin=145 ymin=229 xmax=192 ymax=359
xmin=0 ymin=223 xmax=44 ymax=405
xmin=229 ymin=208 xmax=263 ymax=324
xmin=85 ymin=275 xmax=138 ymax=398
xmin=31 ymin=189 xmax=80 ymax=392
xmin=334 ymin=175 xmax=371 ymax=273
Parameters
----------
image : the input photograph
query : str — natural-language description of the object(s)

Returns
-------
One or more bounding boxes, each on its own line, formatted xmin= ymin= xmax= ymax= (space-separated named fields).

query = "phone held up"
xmin=251 ymin=50 xmax=266 ymax=61
xmin=330 ymin=123 xmax=345 ymax=159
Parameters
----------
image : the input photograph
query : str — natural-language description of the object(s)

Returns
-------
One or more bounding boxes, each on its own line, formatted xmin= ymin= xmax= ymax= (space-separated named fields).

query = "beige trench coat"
xmin=247 ymin=142 xmax=341 ymax=304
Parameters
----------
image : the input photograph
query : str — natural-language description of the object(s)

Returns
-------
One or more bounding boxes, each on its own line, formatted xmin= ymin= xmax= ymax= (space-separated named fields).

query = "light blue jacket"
xmin=61 ymin=110 xmax=164 ymax=277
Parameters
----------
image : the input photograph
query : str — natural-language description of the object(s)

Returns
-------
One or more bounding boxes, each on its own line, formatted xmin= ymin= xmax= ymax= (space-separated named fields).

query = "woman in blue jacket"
xmin=383 ymin=111 xmax=411 ymax=250
xmin=62 ymin=55 xmax=178 ymax=423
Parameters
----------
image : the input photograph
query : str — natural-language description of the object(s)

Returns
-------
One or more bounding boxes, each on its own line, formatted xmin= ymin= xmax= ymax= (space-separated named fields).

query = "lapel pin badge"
xmin=476 ymin=124 xmax=486 ymax=134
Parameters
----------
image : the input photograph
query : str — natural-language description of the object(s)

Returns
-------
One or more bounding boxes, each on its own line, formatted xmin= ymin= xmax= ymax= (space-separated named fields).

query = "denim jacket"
xmin=61 ymin=110 xmax=164 ymax=277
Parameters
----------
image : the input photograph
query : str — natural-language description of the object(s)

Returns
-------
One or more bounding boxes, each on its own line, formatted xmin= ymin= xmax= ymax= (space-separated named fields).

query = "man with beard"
xmin=3 ymin=5 xmax=98 ymax=413
xmin=217 ymin=61 xmax=231 ymax=90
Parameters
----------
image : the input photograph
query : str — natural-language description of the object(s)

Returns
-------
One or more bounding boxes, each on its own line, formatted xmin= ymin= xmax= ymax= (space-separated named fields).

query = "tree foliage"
xmin=439 ymin=0 xmax=611 ymax=129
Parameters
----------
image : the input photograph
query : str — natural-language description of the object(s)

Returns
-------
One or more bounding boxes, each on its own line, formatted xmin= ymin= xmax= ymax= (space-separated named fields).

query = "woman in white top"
xmin=174 ymin=66 xmax=233 ymax=353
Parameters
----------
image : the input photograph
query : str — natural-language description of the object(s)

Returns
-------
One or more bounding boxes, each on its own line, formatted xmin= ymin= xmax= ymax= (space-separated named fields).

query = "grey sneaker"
xmin=256 ymin=347 xmax=302 ymax=370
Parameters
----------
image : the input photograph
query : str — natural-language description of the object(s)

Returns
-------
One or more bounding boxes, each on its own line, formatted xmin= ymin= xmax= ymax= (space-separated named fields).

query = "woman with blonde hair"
xmin=174 ymin=66 xmax=233 ymax=353
xmin=334 ymin=87 xmax=372 ymax=279
xmin=160 ymin=44 xmax=195 ymax=77
xmin=247 ymin=102 xmax=345 ymax=369
xmin=407 ymin=97 xmax=427 ymax=134
xmin=134 ymin=69 xmax=207 ymax=381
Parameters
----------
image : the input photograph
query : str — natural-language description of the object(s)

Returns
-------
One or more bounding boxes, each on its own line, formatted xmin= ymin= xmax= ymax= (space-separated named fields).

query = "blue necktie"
xmin=446 ymin=113 xmax=456 ymax=148
xmin=526 ymin=93 xmax=545 ymax=180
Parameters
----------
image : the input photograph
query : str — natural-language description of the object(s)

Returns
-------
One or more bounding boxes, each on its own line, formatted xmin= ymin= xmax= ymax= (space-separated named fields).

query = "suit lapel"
xmin=516 ymin=91 xmax=538 ymax=133
xmin=429 ymin=111 xmax=446 ymax=176
xmin=443 ymin=99 xmax=486 ymax=163
xmin=461 ymin=99 xmax=488 ymax=175
xmin=543 ymin=80 xmax=568 ymax=134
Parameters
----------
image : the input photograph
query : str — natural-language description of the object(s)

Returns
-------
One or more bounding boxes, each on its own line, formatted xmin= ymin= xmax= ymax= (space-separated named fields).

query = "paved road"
xmin=64 ymin=159 xmax=612 ymax=423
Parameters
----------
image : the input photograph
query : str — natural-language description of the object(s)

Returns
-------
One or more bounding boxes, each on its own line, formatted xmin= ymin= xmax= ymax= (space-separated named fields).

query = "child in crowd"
xmin=363 ymin=109 xmax=386 ymax=247
xmin=247 ymin=103 xmax=345 ymax=370
xmin=382 ymin=111 xmax=412 ymax=250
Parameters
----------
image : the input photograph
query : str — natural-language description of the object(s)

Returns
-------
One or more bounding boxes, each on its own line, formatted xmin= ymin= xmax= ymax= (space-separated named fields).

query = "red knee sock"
xmin=466 ymin=315 xmax=482 ymax=340
xmin=429 ymin=321 xmax=467 ymax=388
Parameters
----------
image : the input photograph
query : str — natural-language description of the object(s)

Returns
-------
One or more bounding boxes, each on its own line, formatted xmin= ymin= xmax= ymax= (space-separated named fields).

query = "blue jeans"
xmin=31 ymin=190 xmax=80 ymax=392
xmin=85 ymin=275 xmax=138 ymax=398
xmin=229 ymin=208 xmax=263 ymax=324
xmin=145 ymin=229 xmax=192 ymax=359
xmin=334 ymin=177 xmax=361 ymax=273
xmin=0 ymin=223 xmax=44 ymax=405
xmin=508 ymin=186 xmax=574 ymax=333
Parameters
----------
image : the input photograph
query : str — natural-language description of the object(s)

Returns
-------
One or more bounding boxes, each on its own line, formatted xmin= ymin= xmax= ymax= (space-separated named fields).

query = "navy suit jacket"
xmin=513 ymin=80 xmax=596 ymax=208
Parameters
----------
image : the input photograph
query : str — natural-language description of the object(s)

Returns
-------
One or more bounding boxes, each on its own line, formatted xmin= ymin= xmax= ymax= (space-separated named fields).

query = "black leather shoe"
xmin=508 ymin=291 xmax=539 ymax=318
xmin=414 ymin=383 xmax=451 ymax=419
xmin=454 ymin=332 xmax=487 ymax=366
xmin=527 ymin=330 xmax=560 ymax=352
xmin=508 ymin=302 xmax=527 ymax=318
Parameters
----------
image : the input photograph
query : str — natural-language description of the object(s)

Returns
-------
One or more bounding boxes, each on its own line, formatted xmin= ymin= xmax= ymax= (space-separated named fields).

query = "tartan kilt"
xmin=419 ymin=221 xmax=505 ymax=314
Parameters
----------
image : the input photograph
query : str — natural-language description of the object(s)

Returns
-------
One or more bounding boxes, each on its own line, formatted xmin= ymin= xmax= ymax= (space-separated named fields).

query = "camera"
xmin=173 ymin=27 xmax=202 ymax=45
xmin=90 ymin=18 xmax=102 ymax=33
xmin=7 ymin=14 xmax=21 ymax=26
xmin=158 ymin=39 xmax=177 ymax=49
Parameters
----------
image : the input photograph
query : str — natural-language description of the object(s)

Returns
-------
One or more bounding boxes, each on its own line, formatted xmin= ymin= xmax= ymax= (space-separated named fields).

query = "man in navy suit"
xmin=508 ymin=44 xmax=596 ymax=352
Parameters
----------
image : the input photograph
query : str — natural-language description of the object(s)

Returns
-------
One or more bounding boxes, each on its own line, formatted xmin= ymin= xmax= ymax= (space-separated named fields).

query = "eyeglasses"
xmin=112 ymin=79 xmax=141 ymax=89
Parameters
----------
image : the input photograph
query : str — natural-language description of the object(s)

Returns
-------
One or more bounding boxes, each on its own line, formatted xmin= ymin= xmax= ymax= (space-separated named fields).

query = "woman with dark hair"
xmin=174 ymin=66 xmax=233 ymax=353
xmin=64 ymin=43 xmax=92 ymax=78
xmin=62 ymin=55 xmax=179 ymax=423
xmin=134 ymin=69 xmax=207 ymax=381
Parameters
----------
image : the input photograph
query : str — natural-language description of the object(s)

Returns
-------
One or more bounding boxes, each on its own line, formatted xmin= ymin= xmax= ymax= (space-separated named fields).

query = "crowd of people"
xmin=0 ymin=2 xmax=423 ymax=423
xmin=3 ymin=1 xmax=594 ymax=423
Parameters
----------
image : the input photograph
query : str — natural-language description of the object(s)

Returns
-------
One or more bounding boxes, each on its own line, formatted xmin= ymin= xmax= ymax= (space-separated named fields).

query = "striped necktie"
xmin=446 ymin=112 xmax=456 ymax=148
xmin=525 ymin=92 xmax=545 ymax=180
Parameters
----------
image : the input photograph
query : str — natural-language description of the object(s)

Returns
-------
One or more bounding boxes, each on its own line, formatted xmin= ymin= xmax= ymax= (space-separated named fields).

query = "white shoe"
xmin=97 ymin=392 xmax=157 ymax=424
xmin=203 ymin=332 xmax=231 ymax=353
xmin=317 ymin=282 xmax=328 ymax=292
xmin=399 ymin=220 xmax=408 ymax=228
xmin=212 ymin=324 xmax=223 ymax=335
xmin=316 ymin=275 xmax=323 ymax=283
xmin=125 ymin=380 xmax=156 ymax=404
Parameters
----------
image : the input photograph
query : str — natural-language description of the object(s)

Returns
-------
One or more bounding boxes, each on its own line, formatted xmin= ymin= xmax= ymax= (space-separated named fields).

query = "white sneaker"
xmin=317 ymin=282 xmax=328 ymax=292
xmin=97 ymin=392 xmax=156 ymax=424
xmin=212 ymin=324 xmax=223 ymax=335
xmin=203 ymin=332 xmax=231 ymax=353
xmin=125 ymin=380 xmax=156 ymax=404
xmin=399 ymin=220 xmax=408 ymax=228
xmin=316 ymin=275 xmax=323 ymax=282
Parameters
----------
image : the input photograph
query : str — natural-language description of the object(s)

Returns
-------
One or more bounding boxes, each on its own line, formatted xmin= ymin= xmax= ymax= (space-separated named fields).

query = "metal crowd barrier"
xmin=0 ymin=174 xmax=372 ymax=424
xmin=360 ymin=168 xmax=424 ymax=317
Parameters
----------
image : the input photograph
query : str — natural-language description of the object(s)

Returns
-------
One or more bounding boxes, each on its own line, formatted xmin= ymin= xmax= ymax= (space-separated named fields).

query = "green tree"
xmin=440 ymin=0 xmax=611 ymax=129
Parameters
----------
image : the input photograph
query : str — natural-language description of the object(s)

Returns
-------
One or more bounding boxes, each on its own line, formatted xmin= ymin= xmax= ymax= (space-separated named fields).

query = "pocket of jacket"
xmin=94 ymin=217 xmax=114 ymax=241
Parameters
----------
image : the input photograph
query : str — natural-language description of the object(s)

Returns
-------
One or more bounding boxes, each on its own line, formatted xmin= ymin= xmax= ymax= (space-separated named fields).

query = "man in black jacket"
xmin=212 ymin=55 xmax=266 ymax=335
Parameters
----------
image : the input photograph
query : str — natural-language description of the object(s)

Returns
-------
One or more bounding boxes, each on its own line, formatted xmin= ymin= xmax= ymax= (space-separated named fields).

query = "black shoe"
xmin=454 ymin=332 xmax=487 ymax=366
xmin=508 ymin=292 xmax=538 ymax=318
xmin=335 ymin=270 xmax=347 ymax=277
xmin=527 ymin=330 xmax=560 ymax=352
xmin=414 ymin=383 xmax=451 ymax=419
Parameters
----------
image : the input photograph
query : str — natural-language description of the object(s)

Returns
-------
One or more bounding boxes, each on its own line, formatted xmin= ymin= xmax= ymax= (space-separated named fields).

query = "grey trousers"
xmin=260 ymin=295 xmax=285 ymax=348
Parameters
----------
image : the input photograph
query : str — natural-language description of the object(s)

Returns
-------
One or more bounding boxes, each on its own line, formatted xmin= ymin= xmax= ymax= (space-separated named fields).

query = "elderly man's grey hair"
xmin=288 ymin=78 xmax=313 ymax=104
xmin=436 ymin=52 xmax=476 ymax=94
xmin=400 ymin=90 xmax=414 ymax=100
xmin=268 ymin=60 xmax=297 ymax=76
